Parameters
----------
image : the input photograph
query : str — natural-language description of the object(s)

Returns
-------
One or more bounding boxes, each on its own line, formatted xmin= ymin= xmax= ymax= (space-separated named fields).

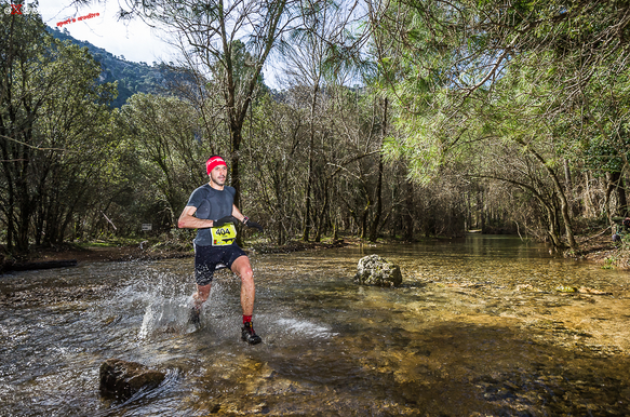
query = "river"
xmin=1 ymin=234 xmax=630 ymax=416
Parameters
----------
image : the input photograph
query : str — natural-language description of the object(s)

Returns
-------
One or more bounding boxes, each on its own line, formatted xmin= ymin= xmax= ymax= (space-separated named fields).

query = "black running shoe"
xmin=241 ymin=321 xmax=262 ymax=344
xmin=188 ymin=307 xmax=201 ymax=325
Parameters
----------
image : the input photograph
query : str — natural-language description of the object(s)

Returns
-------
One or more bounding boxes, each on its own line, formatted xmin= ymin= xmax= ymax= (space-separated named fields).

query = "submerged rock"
xmin=555 ymin=285 xmax=578 ymax=293
xmin=99 ymin=358 xmax=165 ymax=400
xmin=354 ymin=255 xmax=403 ymax=287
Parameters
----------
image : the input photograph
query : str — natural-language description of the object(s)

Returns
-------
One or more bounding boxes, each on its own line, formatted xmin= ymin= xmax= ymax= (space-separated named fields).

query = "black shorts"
xmin=194 ymin=243 xmax=247 ymax=286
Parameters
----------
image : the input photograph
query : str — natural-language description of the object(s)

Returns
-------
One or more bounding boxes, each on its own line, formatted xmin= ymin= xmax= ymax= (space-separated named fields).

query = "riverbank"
xmin=578 ymin=245 xmax=630 ymax=270
xmin=568 ymin=230 xmax=630 ymax=270
xmin=0 ymin=238 xmax=353 ymax=273
xmin=2 ymin=242 xmax=191 ymax=266
xmin=4 ymin=232 xmax=629 ymax=273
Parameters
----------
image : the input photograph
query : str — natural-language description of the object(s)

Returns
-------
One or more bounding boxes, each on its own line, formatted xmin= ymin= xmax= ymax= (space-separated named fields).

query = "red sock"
xmin=243 ymin=315 xmax=252 ymax=324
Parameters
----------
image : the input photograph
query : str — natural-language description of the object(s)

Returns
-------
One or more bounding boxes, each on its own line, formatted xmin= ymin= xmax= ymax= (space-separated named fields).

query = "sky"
xmin=34 ymin=0 xmax=180 ymax=65
xmin=30 ymin=0 xmax=283 ymax=87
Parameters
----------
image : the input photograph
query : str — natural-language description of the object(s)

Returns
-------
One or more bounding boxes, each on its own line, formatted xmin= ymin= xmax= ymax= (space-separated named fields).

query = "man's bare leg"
xmin=231 ymin=255 xmax=261 ymax=344
xmin=231 ymin=255 xmax=255 ymax=316
xmin=189 ymin=283 xmax=211 ymax=324
xmin=193 ymin=283 xmax=212 ymax=309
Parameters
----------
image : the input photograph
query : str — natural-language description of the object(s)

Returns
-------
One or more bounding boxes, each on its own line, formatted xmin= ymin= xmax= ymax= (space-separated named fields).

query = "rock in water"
xmin=99 ymin=359 xmax=165 ymax=400
xmin=354 ymin=255 xmax=403 ymax=287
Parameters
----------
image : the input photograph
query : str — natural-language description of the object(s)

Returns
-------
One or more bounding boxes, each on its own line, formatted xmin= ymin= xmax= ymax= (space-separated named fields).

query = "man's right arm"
xmin=177 ymin=205 xmax=214 ymax=229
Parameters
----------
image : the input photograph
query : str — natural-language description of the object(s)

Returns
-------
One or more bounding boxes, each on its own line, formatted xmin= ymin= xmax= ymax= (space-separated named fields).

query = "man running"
xmin=178 ymin=155 xmax=264 ymax=344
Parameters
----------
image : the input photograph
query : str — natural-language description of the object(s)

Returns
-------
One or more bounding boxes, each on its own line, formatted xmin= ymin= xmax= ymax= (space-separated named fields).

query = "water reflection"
xmin=1 ymin=234 xmax=630 ymax=416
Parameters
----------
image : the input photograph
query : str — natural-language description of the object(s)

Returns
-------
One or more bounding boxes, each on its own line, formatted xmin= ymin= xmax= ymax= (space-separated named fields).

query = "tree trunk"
xmin=332 ymin=176 xmax=339 ymax=241
xmin=466 ymin=191 xmax=472 ymax=231
xmin=4 ymin=179 xmax=15 ymax=253
xmin=605 ymin=172 xmax=618 ymax=226
xmin=369 ymin=98 xmax=387 ymax=243
xmin=479 ymin=190 xmax=485 ymax=232
xmin=545 ymin=203 xmax=563 ymax=247
xmin=314 ymin=186 xmax=329 ymax=242
xmin=526 ymin=146 xmax=577 ymax=251
xmin=302 ymin=84 xmax=319 ymax=242
xmin=368 ymin=155 xmax=383 ymax=242
xmin=360 ymin=200 xmax=371 ymax=239
xmin=584 ymin=171 xmax=596 ymax=217
xmin=16 ymin=162 xmax=31 ymax=254
xmin=230 ymin=121 xmax=244 ymax=246
xmin=302 ymin=150 xmax=313 ymax=242
xmin=616 ymin=175 xmax=628 ymax=217
xmin=230 ymin=126 xmax=243 ymax=209
xmin=277 ymin=222 xmax=284 ymax=246
xmin=403 ymin=180 xmax=414 ymax=241
xmin=563 ymin=159 xmax=572 ymax=193
xmin=58 ymin=207 xmax=77 ymax=244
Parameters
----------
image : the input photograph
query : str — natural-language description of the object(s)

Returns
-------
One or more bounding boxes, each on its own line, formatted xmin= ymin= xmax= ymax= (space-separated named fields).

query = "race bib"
xmin=210 ymin=223 xmax=237 ymax=246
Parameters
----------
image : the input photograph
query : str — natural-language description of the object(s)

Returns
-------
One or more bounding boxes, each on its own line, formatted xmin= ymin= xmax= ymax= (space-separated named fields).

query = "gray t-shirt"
xmin=186 ymin=184 xmax=235 ymax=246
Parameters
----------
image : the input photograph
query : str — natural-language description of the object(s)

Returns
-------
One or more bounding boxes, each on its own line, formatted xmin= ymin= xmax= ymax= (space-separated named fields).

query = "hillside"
xmin=47 ymin=27 xmax=167 ymax=107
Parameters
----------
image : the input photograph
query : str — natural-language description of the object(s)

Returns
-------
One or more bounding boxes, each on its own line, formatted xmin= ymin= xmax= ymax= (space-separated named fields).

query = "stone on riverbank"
xmin=354 ymin=255 xmax=403 ymax=287
xmin=99 ymin=358 xmax=165 ymax=400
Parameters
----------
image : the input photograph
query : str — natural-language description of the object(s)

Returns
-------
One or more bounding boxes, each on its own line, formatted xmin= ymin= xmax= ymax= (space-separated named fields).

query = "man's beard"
xmin=211 ymin=173 xmax=226 ymax=185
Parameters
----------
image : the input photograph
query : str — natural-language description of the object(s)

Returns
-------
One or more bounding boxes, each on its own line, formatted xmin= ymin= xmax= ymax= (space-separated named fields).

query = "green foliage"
xmin=118 ymin=93 xmax=214 ymax=229
xmin=0 ymin=8 xmax=120 ymax=252
xmin=370 ymin=0 xmax=630 ymax=248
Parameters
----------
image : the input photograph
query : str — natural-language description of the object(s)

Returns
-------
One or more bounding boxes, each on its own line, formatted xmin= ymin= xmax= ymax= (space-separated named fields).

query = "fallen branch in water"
xmin=1 ymin=259 xmax=78 ymax=274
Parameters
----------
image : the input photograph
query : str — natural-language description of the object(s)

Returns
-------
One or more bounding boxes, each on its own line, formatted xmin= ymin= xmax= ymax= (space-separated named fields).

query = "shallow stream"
xmin=2 ymin=234 xmax=630 ymax=416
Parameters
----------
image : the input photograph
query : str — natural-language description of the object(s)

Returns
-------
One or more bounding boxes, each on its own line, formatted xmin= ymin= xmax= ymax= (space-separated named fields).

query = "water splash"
xmin=112 ymin=271 xmax=194 ymax=339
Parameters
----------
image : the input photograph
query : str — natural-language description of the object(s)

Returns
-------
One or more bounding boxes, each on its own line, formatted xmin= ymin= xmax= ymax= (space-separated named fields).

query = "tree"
xmin=0 ymin=7 xmax=116 ymax=254
xmin=118 ymin=0 xmax=300 ymax=211
xmin=372 ymin=0 xmax=630 ymax=250
xmin=120 ymin=93 xmax=212 ymax=227
xmin=278 ymin=0 xmax=363 ymax=241
xmin=245 ymin=94 xmax=304 ymax=245
xmin=32 ymin=46 xmax=118 ymax=245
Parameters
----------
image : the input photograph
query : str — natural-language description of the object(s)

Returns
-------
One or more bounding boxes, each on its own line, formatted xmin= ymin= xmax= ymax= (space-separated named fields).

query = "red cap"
xmin=206 ymin=156 xmax=227 ymax=175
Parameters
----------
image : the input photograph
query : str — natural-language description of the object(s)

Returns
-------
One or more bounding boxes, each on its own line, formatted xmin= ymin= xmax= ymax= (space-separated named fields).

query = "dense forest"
xmin=1 ymin=0 xmax=630 ymax=257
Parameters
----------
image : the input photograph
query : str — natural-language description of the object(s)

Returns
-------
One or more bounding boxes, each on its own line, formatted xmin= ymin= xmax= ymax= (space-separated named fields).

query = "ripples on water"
xmin=2 ymin=235 xmax=630 ymax=416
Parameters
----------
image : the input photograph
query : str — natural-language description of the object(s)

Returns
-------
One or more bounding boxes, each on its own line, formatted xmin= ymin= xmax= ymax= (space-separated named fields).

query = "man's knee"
xmin=239 ymin=268 xmax=254 ymax=284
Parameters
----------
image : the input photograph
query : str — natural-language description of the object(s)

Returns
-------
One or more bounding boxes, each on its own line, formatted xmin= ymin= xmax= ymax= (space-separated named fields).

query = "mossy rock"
xmin=555 ymin=285 xmax=578 ymax=293
xmin=354 ymin=255 xmax=403 ymax=287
